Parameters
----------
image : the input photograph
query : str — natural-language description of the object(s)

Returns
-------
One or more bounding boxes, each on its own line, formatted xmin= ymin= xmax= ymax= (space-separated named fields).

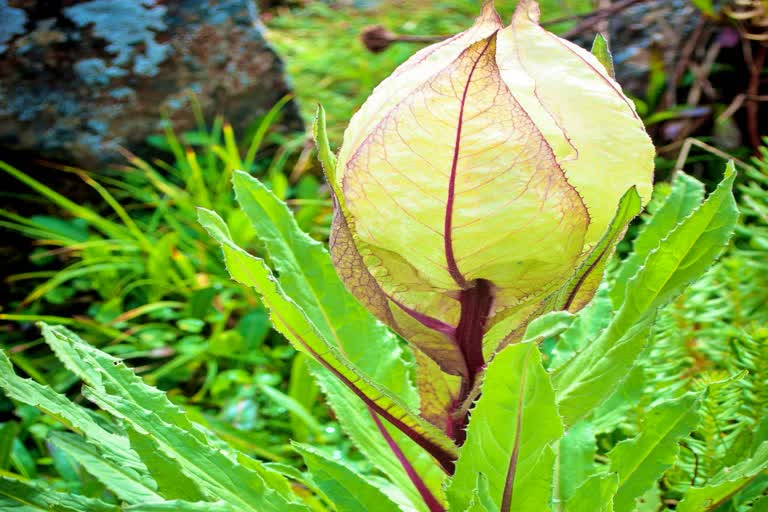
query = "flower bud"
xmin=324 ymin=1 xmax=654 ymax=380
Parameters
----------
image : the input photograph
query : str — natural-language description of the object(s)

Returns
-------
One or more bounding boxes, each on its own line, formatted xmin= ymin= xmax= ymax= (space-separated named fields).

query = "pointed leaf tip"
xmin=312 ymin=104 xmax=338 ymax=183
xmin=473 ymin=1 xmax=502 ymax=29
xmin=479 ymin=0 xmax=502 ymax=25
xmin=513 ymin=0 xmax=541 ymax=24
xmin=590 ymin=34 xmax=615 ymax=79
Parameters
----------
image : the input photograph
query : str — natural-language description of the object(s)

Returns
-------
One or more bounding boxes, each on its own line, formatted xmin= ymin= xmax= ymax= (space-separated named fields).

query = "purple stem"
xmin=500 ymin=361 xmax=529 ymax=511
xmin=270 ymin=306 xmax=456 ymax=472
xmin=440 ymin=38 xmax=497 ymax=443
xmin=451 ymin=279 xmax=494 ymax=444
xmin=388 ymin=295 xmax=457 ymax=338
xmin=370 ymin=409 xmax=446 ymax=512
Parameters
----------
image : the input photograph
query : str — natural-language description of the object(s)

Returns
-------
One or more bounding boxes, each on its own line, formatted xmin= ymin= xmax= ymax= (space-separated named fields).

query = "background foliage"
xmin=1 ymin=0 xmax=767 ymax=510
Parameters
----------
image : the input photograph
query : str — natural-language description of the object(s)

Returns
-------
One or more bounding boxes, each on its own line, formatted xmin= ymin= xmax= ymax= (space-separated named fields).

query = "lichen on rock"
xmin=64 ymin=0 xmax=169 ymax=76
xmin=0 ymin=0 xmax=302 ymax=169
xmin=0 ymin=0 xmax=27 ymax=53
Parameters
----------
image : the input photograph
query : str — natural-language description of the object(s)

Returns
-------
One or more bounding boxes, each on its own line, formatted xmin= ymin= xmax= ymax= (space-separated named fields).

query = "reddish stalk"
xmin=500 ymin=359 xmax=529 ymax=512
xmin=269 ymin=307 xmax=456 ymax=472
xmin=388 ymin=295 xmax=457 ymax=338
xmin=441 ymin=37 xmax=498 ymax=444
xmin=455 ymin=279 xmax=493 ymax=390
xmin=451 ymin=279 xmax=494 ymax=445
xmin=370 ymin=410 xmax=446 ymax=512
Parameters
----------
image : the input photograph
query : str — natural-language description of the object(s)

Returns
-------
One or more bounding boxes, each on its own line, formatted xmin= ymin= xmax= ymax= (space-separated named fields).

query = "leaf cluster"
xmin=3 ymin=145 xmax=766 ymax=510
xmin=0 ymin=98 xmax=335 ymax=476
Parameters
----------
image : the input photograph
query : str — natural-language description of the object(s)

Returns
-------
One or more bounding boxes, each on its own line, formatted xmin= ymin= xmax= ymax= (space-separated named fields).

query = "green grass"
xmin=0 ymin=97 xmax=338 ymax=470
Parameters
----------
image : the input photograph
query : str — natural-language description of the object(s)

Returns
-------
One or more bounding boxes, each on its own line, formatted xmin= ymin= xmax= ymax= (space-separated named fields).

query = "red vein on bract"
xmin=370 ymin=409 xmax=447 ymax=511
xmin=272 ymin=307 xmax=456 ymax=473
xmin=500 ymin=353 xmax=530 ymax=511
xmin=388 ymin=294 xmax=457 ymax=338
xmin=562 ymin=244 xmax=610 ymax=311
xmin=444 ymin=35 xmax=496 ymax=290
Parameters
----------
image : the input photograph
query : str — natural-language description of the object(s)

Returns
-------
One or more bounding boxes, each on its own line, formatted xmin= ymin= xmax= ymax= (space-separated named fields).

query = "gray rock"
xmin=0 ymin=0 xmax=302 ymax=169
xmin=571 ymin=0 xmax=700 ymax=99
xmin=0 ymin=0 xmax=27 ymax=53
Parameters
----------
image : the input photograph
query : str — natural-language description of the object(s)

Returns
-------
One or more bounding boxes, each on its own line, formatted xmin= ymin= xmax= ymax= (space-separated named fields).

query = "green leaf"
xmin=466 ymin=474 xmax=496 ymax=512
xmin=558 ymin=421 xmax=599 ymax=503
xmin=0 ymin=495 xmax=36 ymax=511
xmin=294 ymin=443 xmax=402 ymax=512
xmin=126 ymin=426 xmax=207 ymax=502
xmin=590 ymin=33 xmax=615 ymax=78
xmin=261 ymin=460 xmax=331 ymax=507
xmin=231 ymin=170 xmax=415 ymax=401
xmin=0 ymin=422 xmax=19 ymax=470
xmin=312 ymin=105 xmax=338 ymax=187
xmin=0 ymin=160 xmax=130 ymax=241
xmin=611 ymin=173 xmax=706 ymax=308
xmin=752 ymin=496 xmax=768 ymax=512
xmin=522 ymin=311 xmax=575 ymax=345
xmin=49 ymin=431 xmax=161 ymax=504
xmin=288 ymin=354 xmax=320 ymax=442
xmin=565 ymin=473 xmax=618 ymax=512
xmin=9 ymin=439 xmax=36 ymax=479
xmin=544 ymin=288 xmax=613 ymax=372
xmin=553 ymin=314 xmax=654 ymax=426
xmin=0 ymin=350 xmax=145 ymax=476
xmin=37 ymin=325 xmax=204 ymax=446
xmin=633 ymin=485 xmax=662 ymax=512
xmin=258 ymin=382 xmax=323 ymax=435
xmin=555 ymin=165 xmax=737 ymax=425
xmin=80 ymin=387 xmax=302 ymax=512
xmin=447 ymin=343 xmax=563 ymax=511
xmin=608 ymin=393 xmax=702 ymax=511
xmin=677 ymin=441 xmax=768 ymax=512
xmin=236 ymin=454 xmax=300 ymax=504
xmin=308 ymin=364 xmax=446 ymax=512
xmin=124 ymin=501 xmax=233 ymax=512
xmin=0 ymin=476 xmax=117 ymax=512
xmin=730 ymin=473 xmax=768 ymax=511
xmin=263 ymin=462 xmax=313 ymax=486
xmin=617 ymin=168 xmax=728 ymax=314
xmin=589 ymin=362 xmax=646 ymax=434
xmin=198 ymin=208 xmax=457 ymax=468
xmin=614 ymin=166 xmax=735 ymax=317
xmin=312 ymin=105 xmax=448 ymax=507
xmin=229 ymin=152 xmax=448 ymax=504
xmin=555 ymin=187 xmax=642 ymax=312
xmin=39 ymin=324 xmax=305 ymax=512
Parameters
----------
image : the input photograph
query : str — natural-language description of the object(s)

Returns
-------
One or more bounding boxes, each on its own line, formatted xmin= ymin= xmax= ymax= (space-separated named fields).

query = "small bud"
xmin=360 ymin=25 xmax=397 ymax=53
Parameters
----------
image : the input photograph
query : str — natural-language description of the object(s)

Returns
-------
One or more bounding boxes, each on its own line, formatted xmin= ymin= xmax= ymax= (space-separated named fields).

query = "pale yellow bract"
xmin=327 ymin=0 xmax=654 ymax=382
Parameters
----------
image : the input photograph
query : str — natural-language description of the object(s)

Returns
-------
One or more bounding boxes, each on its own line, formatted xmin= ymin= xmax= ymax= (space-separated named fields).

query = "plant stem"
xmin=370 ymin=410 xmax=446 ymax=512
xmin=452 ymin=279 xmax=494 ymax=445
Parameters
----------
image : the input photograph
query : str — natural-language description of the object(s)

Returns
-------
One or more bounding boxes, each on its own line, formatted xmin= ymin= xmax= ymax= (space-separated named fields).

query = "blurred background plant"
xmin=1 ymin=0 xmax=767 ymax=508
xmin=580 ymin=140 xmax=768 ymax=509
xmin=0 ymin=93 xmax=340 ymax=474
